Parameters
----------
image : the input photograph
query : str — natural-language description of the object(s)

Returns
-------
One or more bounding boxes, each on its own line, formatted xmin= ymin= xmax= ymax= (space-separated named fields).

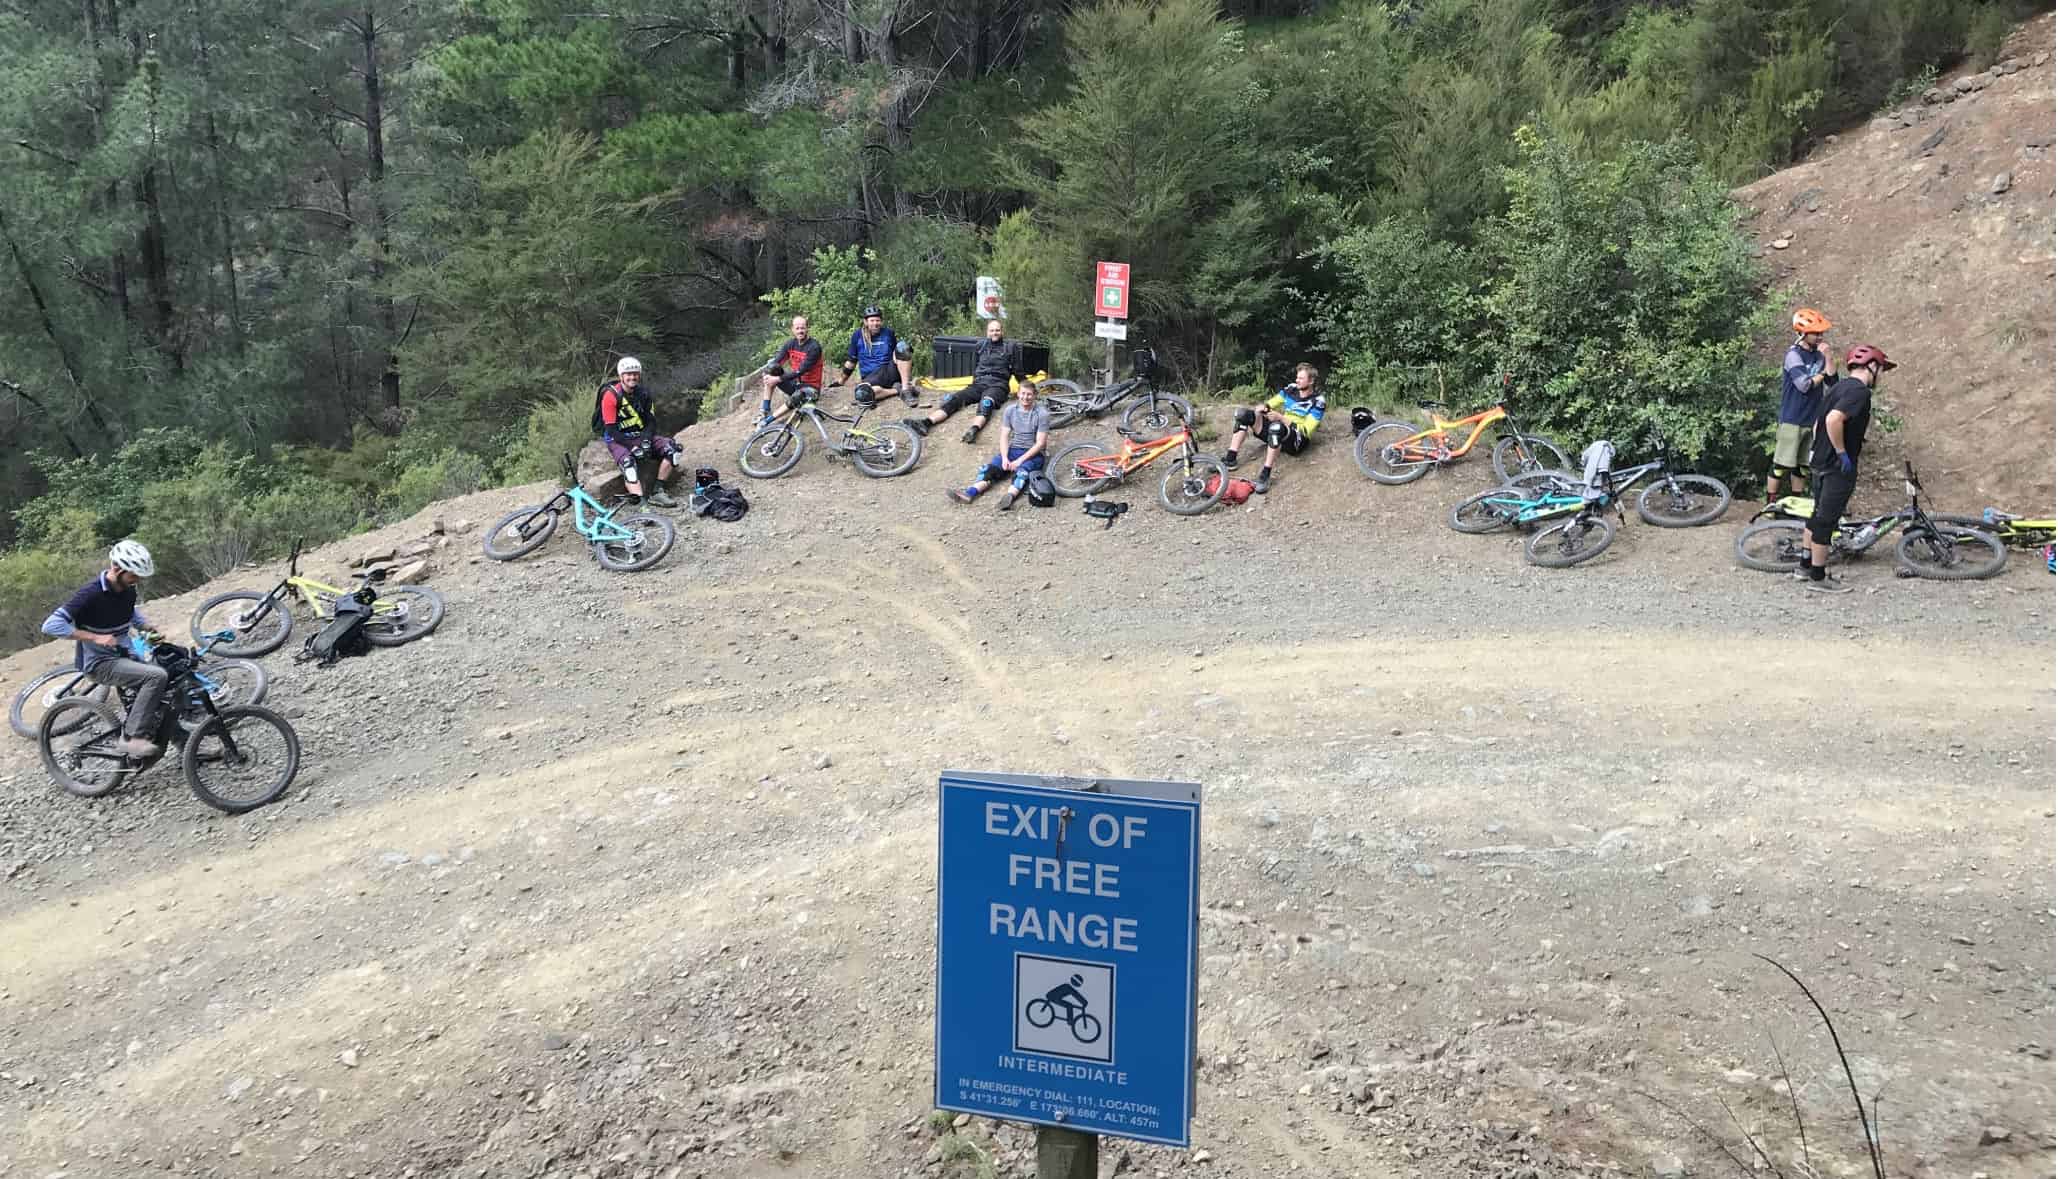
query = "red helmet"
xmin=1845 ymin=344 xmax=1896 ymax=371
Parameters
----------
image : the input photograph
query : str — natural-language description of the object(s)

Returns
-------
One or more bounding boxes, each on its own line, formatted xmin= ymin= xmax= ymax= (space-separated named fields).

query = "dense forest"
xmin=0 ymin=0 xmax=2040 ymax=641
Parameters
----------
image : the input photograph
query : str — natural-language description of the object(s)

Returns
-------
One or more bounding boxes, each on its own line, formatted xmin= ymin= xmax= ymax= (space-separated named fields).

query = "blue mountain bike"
xmin=1447 ymin=443 xmax=1731 ymax=535
xmin=480 ymin=453 xmax=677 ymax=572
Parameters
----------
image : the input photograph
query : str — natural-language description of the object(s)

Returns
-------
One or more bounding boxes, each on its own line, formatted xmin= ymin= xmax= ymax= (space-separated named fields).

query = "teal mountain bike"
xmin=480 ymin=453 xmax=677 ymax=572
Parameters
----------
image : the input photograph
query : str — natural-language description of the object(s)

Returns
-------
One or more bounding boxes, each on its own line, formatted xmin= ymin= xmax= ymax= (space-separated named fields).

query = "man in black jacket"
xmin=904 ymin=319 xmax=1027 ymax=444
xmin=1796 ymin=343 xmax=1894 ymax=594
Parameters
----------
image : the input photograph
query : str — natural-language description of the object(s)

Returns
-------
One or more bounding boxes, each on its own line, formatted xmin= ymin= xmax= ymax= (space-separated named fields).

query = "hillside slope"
xmin=1734 ymin=12 xmax=2056 ymax=511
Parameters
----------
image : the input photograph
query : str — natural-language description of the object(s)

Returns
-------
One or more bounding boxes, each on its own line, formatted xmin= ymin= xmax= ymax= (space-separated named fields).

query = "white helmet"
xmin=109 ymin=540 xmax=155 ymax=578
xmin=617 ymin=356 xmax=643 ymax=375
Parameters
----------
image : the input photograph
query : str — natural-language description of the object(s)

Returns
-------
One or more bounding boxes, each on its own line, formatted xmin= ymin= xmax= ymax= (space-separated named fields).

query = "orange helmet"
xmin=1791 ymin=308 xmax=1831 ymax=335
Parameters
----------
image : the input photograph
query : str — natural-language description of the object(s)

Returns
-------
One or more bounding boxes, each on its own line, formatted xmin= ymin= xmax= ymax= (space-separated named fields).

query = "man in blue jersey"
xmin=1222 ymin=363 xmax=1326 ymax=495
xmin=830 ymin=306 xmax=914 ymax=408
xmin=41 ymin=541 xmax=164 ymax=758
xmin=1768 ymin=307 xmax=1833 ymax=502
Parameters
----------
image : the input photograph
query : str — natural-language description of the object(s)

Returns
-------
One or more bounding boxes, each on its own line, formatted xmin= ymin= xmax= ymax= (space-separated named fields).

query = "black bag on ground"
xmin=691 ymin=477 xmax=750 ymax=523
xmin=300 ymin=594 xmax=372 ymax=666
xmin=1350 ymin=407 xmax=1376 ymax=435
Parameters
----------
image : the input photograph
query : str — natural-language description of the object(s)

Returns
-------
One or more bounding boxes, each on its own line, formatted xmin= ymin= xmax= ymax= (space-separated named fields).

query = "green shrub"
xmin=502 ymin=391 xmax=602 ymax=483
xmin=1966 ymin=4 xmax=2013 ymax=68
xmin=382 ymin=448 xmax=489 ymax=519
xmin=759 ymin=245 xmax=926 ymax=367
xmin=0 ymin=547 xmax=97 ymax=650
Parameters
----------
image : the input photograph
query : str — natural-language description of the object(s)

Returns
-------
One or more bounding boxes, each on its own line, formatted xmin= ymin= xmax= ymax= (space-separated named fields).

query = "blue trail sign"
xmin=934 ymin=772 xmax=1201 ymax=1146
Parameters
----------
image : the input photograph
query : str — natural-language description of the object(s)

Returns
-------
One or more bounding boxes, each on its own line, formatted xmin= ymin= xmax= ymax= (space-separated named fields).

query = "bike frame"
xmin=769 ymin=396 xmax=894 ymax=452
xmin=1072 ymin=426 xmax=1201 ymax=480
xmin=240 ymin=540 xmax=413 ymax=623
xmin=73 ymin=635 xmax=241 ymax=774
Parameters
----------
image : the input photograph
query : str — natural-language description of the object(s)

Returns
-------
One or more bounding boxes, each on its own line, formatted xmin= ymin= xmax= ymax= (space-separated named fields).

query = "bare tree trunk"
xmin=843 ymin=0 xmax=862 ymax=63
xmin=89 ymin=0 xmax=133 ymax=331
xmin=361 ymin=5 xmax=401 ymax=412
xmin=132 ymin=32 xmax=180 ymax=370
xmin=876 ymin=15 xmax=914 ymax=218
xmin=1 ymin=206 xmax=118 ymax=439
xmin=191 ymin=0 xmax=243 ymax=352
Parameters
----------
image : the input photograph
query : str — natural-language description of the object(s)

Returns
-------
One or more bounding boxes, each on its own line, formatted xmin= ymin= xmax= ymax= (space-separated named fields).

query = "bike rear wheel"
xmin=1894 ymin=524 xmax=2007 ymax=580
xmin=1734 ymin=519 xmax=1813 ymax=572
xmin=1354 ymin=422 xmax=1433 ymax=484
xmin=739 ymin=422 xmax=804 ymax=478
xmin=190 ymin=591 xmax=293 ymax=657
xmin=39 ymin=697 xmax=130 ymax=798
xmin=184 ymin=705 xmax=300 ymax=814
xmin=364 ymin=586 xmax=445 ymax=646
xmin=1050 ymin=441 xmax=1120 ymax=497
xmin=1159 ymin=455 xmax=1227 ymax=515
xmin=12 ymin=668 xmax=108 ymax=741
xmin=1122 ymin=395 xmax=1194 ymax=435
xmin=593 ymin=513 xmax=676 ymax=572
xmin=1525 ymin=514 xmax=1616 ymax=567
xmin=1490 ymin=434 xmax=1571 ymax=483
xmin=1636 ymin=474 xmax=1732 ymax=527
xmin=850 ymin=423 xmax=923 ymax=477
xmin=482 ymin=505 xmax=559 ymax=560
xmin=1505 ymin=468 xmax=1580 ymax=492
xmin=196 ymin=658 xmax=268 ymax=710
xmin=1025 ymin=999 xmax=1056 ymax=1028
xmin=1037 ymin=380 xmax=1088 ymax=429
xmin=1449 ymin=487 xmax=1526 ymax=534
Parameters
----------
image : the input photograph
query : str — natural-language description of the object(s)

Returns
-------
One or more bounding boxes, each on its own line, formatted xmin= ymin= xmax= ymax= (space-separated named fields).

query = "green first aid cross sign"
xmin=1095 ymin=262 xmax=1130 ymax=320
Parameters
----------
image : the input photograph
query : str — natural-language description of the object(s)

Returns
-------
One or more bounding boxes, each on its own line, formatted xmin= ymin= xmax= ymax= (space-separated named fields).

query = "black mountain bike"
xmin=38 ymin=631 xmax=301 ymax=814
xmin=1734 ymin=462 xmax=2008 ymax=579
xmin=737 ymin=385 xmax=923 ymax=478
xmin=1040 ymin=348 xmax=1194 ymax=434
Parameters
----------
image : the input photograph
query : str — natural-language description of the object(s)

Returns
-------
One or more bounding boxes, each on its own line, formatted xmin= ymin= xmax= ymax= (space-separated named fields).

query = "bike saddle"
xmin=1416 ymin=400 xmax=1449 ymax=412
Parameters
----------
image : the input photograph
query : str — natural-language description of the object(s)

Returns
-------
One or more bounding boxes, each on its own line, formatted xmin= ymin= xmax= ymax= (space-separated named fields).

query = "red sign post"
xmin=1095 ymin=262 xmax=1130 ymax=320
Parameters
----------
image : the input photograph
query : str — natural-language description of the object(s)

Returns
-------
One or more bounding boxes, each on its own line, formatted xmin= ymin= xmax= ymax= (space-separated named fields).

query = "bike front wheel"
xmin=1354 ymin=422 xmax=1433 ymax=484
xmin=482 ymin=504 xmax=559 ymax=560
xmin=850 ymin=423 xmax=923 ymax=477
xmin=1159 ymin=456 xmax=1227 ymax=516
xmin=1121 ymin=395 xmax=1194 ymax=436
xmin=1525 ymin=515 xmax=1616 ymax=568
xmin=1050 ymin=441 xmax=1120 ymax=497
xmin=12 ymin=668 xmax=107 ymax=741
xmin=1894 ymin=525 xmax=2007 ymax=580
xmin=1490 ymin=434 xmax=1571 ymax=483
xmin=1636 ymin=475 xmax=1733 ymax=527
xmin=39 ymin=697 xmax=130 ymax=798
xmin=1072 ymin=1013 xmax=1104 ymax=1044
xmin=593 ymin=513 xmax=677 ymax=572
xmin=190 ymin=591 xmax=293 ymax=657
xmin=739 ymin=422 xmax=804 ymax=478
xmin=364 ymin=586 xmax=445 ymax=646
xmin=184 ymin=705 xmax=300 ymax=814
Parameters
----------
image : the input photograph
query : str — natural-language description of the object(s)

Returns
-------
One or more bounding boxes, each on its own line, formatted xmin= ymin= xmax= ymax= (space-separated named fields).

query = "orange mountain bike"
xmin=1049 ymin=422 xmax=1228 ymax=515
xmin=1354 ymin=373 xmax=1568 ymax=485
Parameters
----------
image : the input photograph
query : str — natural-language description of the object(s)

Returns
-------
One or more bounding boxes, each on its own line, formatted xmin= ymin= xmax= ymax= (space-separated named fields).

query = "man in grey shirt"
xmin=949 ymin=381 xmax=1050 ymax=510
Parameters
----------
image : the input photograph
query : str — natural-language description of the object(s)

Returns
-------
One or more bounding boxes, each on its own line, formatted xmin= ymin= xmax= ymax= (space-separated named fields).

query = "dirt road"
xmin=2 ymin=407 xmax=2050 ymax=1179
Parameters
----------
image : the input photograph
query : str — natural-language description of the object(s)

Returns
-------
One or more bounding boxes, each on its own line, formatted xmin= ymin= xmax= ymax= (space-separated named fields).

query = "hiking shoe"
xmin=1788 ymin=563 xmax=1813 ymax=582
xmin=1222 ymin=450 xmax=1240 ymax=469
xmin=903 ymin=417 xmax=931 ymax=438
xmin=646 ymin=489 xmax=680 ymax=509
xmin=997 ymin=492 xmax=1018 ymax=512
xmin=960 ymin=424 xmax=982 ymax=444
xmin=1253 ymin=472 xmax=1272 ymax=495
xmin=949 ymin=488 xmax=975 ymax=505
xmin=117 ymin=736 xmax=161 ymax=759
xmin=1804 ymin=572 xmax=1853 ymax=594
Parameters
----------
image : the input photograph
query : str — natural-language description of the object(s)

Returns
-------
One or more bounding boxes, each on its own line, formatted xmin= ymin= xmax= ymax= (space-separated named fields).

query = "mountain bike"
xmin=1024 ymin=998 xmax=1103 ymax=1044
xmin=737 ymin=384 xmax=922 ymax=479
xmin=1734 ymin=463 xmax=2007 ymax=579
xmin=1928 ymin=508 xmax=2056 ymax=550
xmin=12 ymin=645 xmax=267 ymax=740
xmin=1041 ymin=348 xmax=1194 ymax=434
xmin=189 ymin=537 xmax=446 ymax=657
xmin=481 ymin=453 xmax=677 ymax=571
xmin=38 ymin=629 xmax=301 ymax=814
xmin=1449 ymin=441 xmax=1731 ymax=534
xmin=1354 ymin=372 xmax=1568 ymax=485
xmin=1048 ymin=422 xmax=1228 ymax=516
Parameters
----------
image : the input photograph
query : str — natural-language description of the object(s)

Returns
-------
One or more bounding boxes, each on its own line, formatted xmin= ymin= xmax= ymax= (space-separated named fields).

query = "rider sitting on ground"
xmin=832 ymin=305 xmax=913 ymax=408
xmin=904 ymin=319 xmax=1025 ymax=445
xmin=760 ymin=315 xmax=825 ymax=425
xmin=1768 ymin=308 xmax=1834 ymax=503
xmin=597 ymin=357 xmax=681 ymax=508
xmin=949 ymin=380 xmax=1050 ymax=510
xmin=1222 ymin=363 xmax=1326 ymax=495
xmin=40 ymin=541 xmax=164 ymax=758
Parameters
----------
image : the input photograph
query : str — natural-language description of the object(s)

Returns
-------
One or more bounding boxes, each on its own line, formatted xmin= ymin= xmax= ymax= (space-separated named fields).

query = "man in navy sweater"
xmin=42 ymin=541 xmax=164 ymax=757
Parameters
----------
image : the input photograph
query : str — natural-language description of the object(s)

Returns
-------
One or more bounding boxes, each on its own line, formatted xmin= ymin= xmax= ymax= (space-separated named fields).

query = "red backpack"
xmin=1205 ymin=473 xmax=1256 ymax=505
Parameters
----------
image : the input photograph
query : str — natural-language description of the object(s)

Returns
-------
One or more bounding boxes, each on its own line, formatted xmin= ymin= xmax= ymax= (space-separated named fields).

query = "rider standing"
xmin=1768 ymin=308 xmax=1833 ymax=503
xmin=597 ymin=357 xmax=681 ymax=508
xmin=834 ymin=306 xmax=913 ymax=407
xmin=1797 ymin=343 xmax=1893 ymax=594
xmin=40 ymin=541 xmax=164 ymax=758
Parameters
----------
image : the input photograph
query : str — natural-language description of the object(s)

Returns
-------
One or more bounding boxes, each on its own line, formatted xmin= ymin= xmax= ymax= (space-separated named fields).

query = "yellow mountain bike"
xmin=188 ymin=537 xmax=445 ymax=657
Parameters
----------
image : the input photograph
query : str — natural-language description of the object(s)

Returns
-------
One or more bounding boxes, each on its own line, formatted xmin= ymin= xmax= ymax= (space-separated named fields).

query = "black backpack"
xmin=299 ymin=594 xmax=372 ymax=666
xmin=691 ymin=475 xmax=750 ymax=523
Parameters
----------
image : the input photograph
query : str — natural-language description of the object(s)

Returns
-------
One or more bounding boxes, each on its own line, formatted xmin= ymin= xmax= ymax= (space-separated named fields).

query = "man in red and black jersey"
xmin=758 ymin=315 xmax=826 ymax=424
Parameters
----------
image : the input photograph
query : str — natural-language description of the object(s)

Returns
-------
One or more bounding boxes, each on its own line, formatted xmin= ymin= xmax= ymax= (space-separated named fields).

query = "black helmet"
xmin=861 ymin=304 xmax=883 ymax=319
xmin=1069 ymin=973 xmax=1084 ymax=987
xmin=851 ymin=383 xmax=878 ymax=407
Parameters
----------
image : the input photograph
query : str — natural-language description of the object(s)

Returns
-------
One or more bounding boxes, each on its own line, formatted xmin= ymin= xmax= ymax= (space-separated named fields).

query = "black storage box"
xmin=931 ymin=335 xmax=1050 ymax=379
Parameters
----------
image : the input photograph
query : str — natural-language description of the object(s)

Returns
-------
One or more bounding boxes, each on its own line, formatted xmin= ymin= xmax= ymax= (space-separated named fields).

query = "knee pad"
xmin=1260 ymin=419 xmax=1287 ymax=448
xmin=978 ymin=395 xmax=999 ymax=415
xmin=1234 ymin=408 xmax=1256 ymax=429
xmin=977 ymin=459 xmax=1005 ymax=484
xmin=1769 ymin=465 xmax=1793 ymax=481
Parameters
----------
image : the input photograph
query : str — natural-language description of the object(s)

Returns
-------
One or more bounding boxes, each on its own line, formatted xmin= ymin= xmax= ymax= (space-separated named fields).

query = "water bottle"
xmin=1983 ymin=507 xmax=1999 ymax=525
